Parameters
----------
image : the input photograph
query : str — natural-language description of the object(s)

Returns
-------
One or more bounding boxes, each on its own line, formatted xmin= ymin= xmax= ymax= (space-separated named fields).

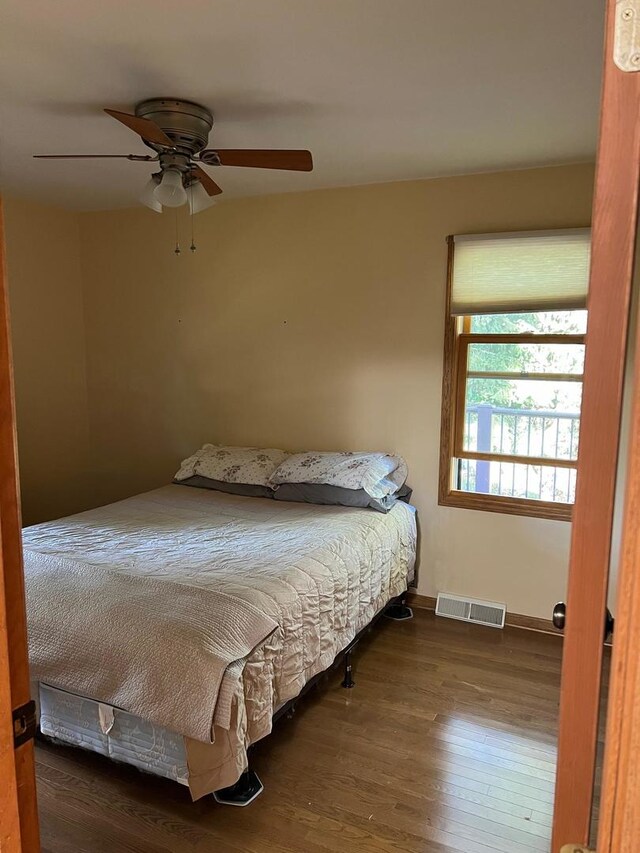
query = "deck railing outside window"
xmin=458 ymin=404 xmax=580 ymax=503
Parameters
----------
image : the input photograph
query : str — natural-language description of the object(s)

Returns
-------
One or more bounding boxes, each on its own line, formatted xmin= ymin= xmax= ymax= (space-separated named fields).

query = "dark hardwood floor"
xmin=35 ymin=610 xmax=575 ymax=853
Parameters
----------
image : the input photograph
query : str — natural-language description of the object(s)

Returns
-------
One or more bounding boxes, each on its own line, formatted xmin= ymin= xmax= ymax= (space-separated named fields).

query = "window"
xmin=439 ymin=228 xmax=591 ymax=521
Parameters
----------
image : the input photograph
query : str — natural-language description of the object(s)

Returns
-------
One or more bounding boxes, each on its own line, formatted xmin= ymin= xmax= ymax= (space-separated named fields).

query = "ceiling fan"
xmin=34 ymin=99 xmax=314 ymax=214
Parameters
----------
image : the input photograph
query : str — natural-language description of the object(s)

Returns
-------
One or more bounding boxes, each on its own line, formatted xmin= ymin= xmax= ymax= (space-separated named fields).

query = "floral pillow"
xmin=175 ymin=444 xmax=288 ymax=487
xmin=269 ymin=451 xmax=408 ymax=499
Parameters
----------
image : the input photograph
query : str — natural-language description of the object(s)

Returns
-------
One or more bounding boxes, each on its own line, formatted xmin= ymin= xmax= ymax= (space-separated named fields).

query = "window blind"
xmin=450 ymin=228 xmax=591 ymax=316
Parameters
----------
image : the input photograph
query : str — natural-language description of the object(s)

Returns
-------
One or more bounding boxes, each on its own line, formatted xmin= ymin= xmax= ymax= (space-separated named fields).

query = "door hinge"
xmin=560 ymin=845 xmax=596 ymax=853
xmin=615 ymin=0 xmax=640 ymax=71
xmin=12 ymin=699 xmax=37 ymax=748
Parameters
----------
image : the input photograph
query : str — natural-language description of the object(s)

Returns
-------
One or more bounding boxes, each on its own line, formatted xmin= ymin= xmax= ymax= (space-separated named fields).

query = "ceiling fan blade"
xmin=33 ymin=154 xmax=155 ymax=160
xmin=201 ymin=149 xmax=313 ymax=171
xmin=191 ymin=165 xmax=223 ymax=196
xmin=104 ymin=109 xmax=173 ymax=147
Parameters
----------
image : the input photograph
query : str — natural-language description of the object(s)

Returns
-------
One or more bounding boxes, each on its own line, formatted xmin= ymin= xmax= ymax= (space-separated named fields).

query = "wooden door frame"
xmin=552 ymin=0 xmax=640 ymax=849
xmin=597 ymin=275 xmax=640 ymax=847
xmin=0 ymin=200 xmax=40 ymax=851
xmin=597 ymin=254 xmax=640 ymax=842
xmin=0 ymin=540 xmax=21 ymax=852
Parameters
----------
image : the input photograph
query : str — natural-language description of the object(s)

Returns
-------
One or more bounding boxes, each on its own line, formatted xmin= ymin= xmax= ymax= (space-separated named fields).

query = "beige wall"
xmin=4 ymin=197 xmax=91 ymax=525
xmin=76 ymin=163 xmax=594 ymax=618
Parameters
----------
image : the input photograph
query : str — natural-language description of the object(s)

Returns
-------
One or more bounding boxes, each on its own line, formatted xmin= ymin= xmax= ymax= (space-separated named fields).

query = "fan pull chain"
xmin=174 ymin=208 xmax=181 ymax=256
xmin=190 ymin=183 xmax=197 ymax=253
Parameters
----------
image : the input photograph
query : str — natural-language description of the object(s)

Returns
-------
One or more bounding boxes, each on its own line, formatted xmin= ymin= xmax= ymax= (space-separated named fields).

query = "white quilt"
xmin=23 ymin=485 xmax=416 ymax=759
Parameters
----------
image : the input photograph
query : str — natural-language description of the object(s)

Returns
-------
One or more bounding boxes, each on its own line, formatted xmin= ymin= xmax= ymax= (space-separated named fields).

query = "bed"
xmin=23 ymin=483 xmax=417 ymax=802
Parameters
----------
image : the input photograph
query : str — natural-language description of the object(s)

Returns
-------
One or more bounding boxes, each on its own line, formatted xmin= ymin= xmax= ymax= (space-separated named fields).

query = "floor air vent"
xmin=435 ymin=593 xmax=506 ymax=629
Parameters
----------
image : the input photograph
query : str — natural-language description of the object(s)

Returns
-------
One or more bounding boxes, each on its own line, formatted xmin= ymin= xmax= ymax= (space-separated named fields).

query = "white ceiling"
xmin=0 ymin=0 xmax=604 ymax=211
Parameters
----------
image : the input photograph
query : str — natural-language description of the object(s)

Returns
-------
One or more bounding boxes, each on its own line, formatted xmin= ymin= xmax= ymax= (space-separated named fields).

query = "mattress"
xmin=25 ymin=485 xmax=417 ymax=797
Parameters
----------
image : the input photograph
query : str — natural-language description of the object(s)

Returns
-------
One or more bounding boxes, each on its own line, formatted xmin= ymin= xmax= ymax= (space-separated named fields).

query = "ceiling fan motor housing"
xmin=135 ymin=99 xmax=213 ymax=156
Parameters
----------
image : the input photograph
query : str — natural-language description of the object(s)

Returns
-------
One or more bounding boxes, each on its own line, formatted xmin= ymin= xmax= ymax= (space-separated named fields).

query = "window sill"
xmin=439 ymin=489 xmax=573 ymax=522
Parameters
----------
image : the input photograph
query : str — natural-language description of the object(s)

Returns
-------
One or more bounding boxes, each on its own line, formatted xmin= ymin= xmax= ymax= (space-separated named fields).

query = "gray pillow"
xmin=273 ymin=482 xmax=411 ymax=513
xmin=175 ymin=476 xmax=274 ymax=499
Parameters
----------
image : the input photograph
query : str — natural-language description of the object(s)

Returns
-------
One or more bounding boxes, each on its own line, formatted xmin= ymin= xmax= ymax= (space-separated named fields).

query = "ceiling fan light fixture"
xmin=35 ymin=100 xmax=315 ymax=210
xmin=139 ymin=176 xmax=162 ymax=213
xmin=188 ymin=180 xmax=217 ymax=215
xmin=153 ymin=169 xmax=187 ymax=208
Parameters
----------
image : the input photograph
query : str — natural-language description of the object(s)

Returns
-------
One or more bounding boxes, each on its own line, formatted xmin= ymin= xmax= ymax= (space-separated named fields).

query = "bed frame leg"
xmin=341 ymin=650 xmax=355 ymax=688
xmin=384 ymin=590 xmax=414 ymax=621
xmin=213 ymin=768 xmax=264 ymax=807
